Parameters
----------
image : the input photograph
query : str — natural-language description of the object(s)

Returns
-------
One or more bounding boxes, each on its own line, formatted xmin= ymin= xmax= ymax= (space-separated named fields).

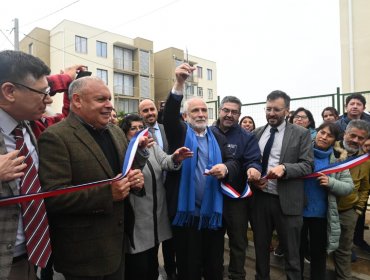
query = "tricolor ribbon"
xmin=303 ymin=153 xmax=369 ymax=178
xmin=220 ymin=153 xmax=369 ymax=199
xmin=0 ymin=128 xmax=149 ymax=207
xmin=205 ymin=168 xmax=252 ymax=199
xmin=220 ymin=182 xmax=252 ymax=199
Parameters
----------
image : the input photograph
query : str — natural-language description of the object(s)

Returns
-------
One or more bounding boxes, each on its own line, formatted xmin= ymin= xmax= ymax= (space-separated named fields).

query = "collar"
xmin=150 ymin=122 xmax=159 ymax=130
xmin=0 ymin=108 xmax=20 ymax=136
xmin=267 ymin=120 xmax=286 ymax=133
xmin=73 ymin=112 xmax=108 ymax=132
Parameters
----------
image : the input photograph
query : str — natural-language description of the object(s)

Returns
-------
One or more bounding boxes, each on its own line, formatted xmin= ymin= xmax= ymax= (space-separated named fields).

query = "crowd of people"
xmin=0 ymin=50 xmax=370 ymax=280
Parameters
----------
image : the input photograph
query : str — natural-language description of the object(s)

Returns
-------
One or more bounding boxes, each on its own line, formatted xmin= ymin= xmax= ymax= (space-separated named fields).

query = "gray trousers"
xmin=334 ymin=208 xmax=358 ymax=280
xmin=252 ymin=191 xmax=303 ymax=280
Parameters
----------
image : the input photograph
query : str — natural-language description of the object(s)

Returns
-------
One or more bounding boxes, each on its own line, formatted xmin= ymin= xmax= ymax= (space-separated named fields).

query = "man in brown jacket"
xmin=38 ymin=76 xmax=147 ymax=279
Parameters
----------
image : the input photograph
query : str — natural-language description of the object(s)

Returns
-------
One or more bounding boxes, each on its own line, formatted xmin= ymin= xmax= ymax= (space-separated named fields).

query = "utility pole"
xmin=14 ymin=18 xmax=19 ymax=51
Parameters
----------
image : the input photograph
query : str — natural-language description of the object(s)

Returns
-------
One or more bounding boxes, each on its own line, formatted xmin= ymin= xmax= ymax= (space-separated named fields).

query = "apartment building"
xmin=20 ymin=20 xmax=155 ymax=115
xmin=154 ymin=47 xmax=218 ymax=124
xmin=339 ymin=0 xmax=370 ymax=105
xmin=20 ymin=20 xmax=218 ymax=121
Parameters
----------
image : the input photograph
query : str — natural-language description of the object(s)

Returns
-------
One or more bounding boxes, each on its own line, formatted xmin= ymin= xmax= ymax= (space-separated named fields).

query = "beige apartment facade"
xmin=339 ymin=0 xmax=370 ymax=105
xmin=154 ymin=47 xmax=218 ymax=124
xmin=20 ymin=20 xmax=155 ymax=115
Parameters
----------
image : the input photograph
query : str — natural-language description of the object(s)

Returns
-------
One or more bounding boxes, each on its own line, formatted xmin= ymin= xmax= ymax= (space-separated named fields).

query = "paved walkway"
xmin=45 ymin=208 xmax=370 ymax=280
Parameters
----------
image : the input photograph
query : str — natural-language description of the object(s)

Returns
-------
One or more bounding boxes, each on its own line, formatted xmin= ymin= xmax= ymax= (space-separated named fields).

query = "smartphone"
xmin=76 ymin=70 xmax=92 ymax=79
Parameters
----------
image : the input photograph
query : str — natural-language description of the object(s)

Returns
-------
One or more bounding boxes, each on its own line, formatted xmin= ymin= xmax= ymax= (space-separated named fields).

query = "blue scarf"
xmin=172 ymin=124 xmax=223 ymax=229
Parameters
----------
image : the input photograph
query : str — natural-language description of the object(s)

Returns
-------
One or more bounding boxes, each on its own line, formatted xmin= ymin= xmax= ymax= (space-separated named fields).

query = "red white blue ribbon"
xmin=220 ymin=153 xmax=369 ymax=198
xmin=303 ymin=153 xmax=369 ymax=178
xmin=221 ymin=182 xmax=252 ymax=199
xmin=0 ymin=128 xmax=149 ymax=207
xmin=204 ymin=168 xmax=252 ymax=199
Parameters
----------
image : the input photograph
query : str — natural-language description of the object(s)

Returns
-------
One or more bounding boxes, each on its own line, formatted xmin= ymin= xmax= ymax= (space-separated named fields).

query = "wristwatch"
xmin=281 ymin=164 xmax=286 ymax=176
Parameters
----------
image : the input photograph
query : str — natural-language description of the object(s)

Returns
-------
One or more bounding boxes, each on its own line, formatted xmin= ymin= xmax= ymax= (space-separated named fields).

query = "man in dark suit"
xmin=212 ymin=95 xmax=261 ymax=280
xmin=139 ymin=98 xmax=168 ymax=153
xmin=38 ymin=76 xmax=147 ymax=280
xmin=252 ymin=90 xmax=314 ymax=280
xmin=0 ymin=50 xmax=52 ymax=280
xmin=163 ymin=63 xmax=239 ymax=280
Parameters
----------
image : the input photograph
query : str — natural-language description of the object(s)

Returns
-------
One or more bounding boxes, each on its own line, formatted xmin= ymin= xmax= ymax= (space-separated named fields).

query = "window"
xmin=96 ymin=41 xmax=107 ymax=58
xmin=114 ymin=73 xmax=134 ymax=96
xmin=198 ymin=87 xmax=203 ymax=97
xmin=140 ymin=50 xmax=150 ymax=75
xmin=28 ymin=43 xmax=33 ymax=55
xmin=197 ymin=66 xmax=203 ymax=78
xmin=140 ymin=76 xmax=150 ymax=98
xmin=208 ymin=108 xmax=214 ymax=119
xmin=207 ymin=69 xmax=213 ymax=80
xmin=115 ymin=98 xmax=139 ymax=114
xmin=75 ymin=36 xmax=87 ymax=54
xmin=208 ymin=88 xmax=213 ymax=99
xmin=186 ymin=85 xmax=197 ymax=97
xmin=97 ymin=69 xmax=108 ymax=84
xmin=114 ymin=46 xmax=133 ymax=71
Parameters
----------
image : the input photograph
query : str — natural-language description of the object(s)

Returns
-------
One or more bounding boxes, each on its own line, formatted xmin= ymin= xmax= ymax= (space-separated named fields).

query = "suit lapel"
xmin=254 ymin=124 xmax=268 ymax=141
xmin=109 ymin=127 xmax=127 ymax=168
xmin=280 ymin=123 xmax=293 ymax=162
xmin=158 ymin=123 xmax=168 ymax=153
xmin=68 ymin=115 xmax=114 ymax=177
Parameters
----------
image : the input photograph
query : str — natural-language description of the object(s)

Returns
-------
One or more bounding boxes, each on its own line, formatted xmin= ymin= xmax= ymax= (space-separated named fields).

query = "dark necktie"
xmin=148 ymin=127 xmax=158 ymax=144
xmin=261 ymin=127 xmax=278 ymax=176
xmin=13 ymin=124 xmax=51 ymax=268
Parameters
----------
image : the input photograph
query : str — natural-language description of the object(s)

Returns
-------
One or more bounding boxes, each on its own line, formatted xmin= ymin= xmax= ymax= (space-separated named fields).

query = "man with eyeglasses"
xmin=212 ymin=96 xmax=261 ymax=280
xmin=252 ymin=90 xmax=314 ymax=280
xmin=0 ymin=50 xmax=53 ymax=280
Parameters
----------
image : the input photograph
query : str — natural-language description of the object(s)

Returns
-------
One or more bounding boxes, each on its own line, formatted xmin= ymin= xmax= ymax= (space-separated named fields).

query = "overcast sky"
xmin=1 ymin=0 xmax=341 ymax=106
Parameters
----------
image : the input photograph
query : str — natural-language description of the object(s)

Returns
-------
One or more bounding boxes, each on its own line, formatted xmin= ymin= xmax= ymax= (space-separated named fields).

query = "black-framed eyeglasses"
xmin=11 ymin=81 xmax=50 ymax=101
xmin=221 ymin=108 xmax=240 ymax=116
xmin=293 ymin=115 xmax=308 ymax=120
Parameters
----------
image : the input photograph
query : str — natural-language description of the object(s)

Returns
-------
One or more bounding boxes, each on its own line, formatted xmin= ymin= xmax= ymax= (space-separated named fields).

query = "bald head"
xmin=139 ymin=99 xmax=158 ymax=126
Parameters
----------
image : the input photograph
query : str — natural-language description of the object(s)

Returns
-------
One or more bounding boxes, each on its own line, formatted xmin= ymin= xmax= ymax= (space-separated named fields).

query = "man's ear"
xmin=0 ymin=82 xmax=16 ymax=103
xmin=182 ymin=112 xmax=187 ymax=121
xmin=71 ymin=93 xmax=82 ymax=109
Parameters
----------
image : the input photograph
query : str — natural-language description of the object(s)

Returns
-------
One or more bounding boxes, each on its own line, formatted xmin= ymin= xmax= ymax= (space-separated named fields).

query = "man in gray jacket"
xmin=252 ymin=90 xmax=314 ymax=280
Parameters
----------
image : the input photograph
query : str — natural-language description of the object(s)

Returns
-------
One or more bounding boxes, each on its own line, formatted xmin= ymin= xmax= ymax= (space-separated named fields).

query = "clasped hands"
xmin=111 ymin=169 xmax=144 ymax=201
xmin=253 ymin=165 xmax=285 ymax=190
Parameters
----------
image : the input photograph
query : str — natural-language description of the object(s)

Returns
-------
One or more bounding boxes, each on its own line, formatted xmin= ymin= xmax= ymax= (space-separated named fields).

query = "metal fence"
xmin=214 ymin=89 xmax=370 ymax=128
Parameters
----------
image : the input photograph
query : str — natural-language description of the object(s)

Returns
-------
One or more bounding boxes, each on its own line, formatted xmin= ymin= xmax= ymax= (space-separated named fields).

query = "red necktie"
xmin=13 ymin=124 xmax=51 ymax=268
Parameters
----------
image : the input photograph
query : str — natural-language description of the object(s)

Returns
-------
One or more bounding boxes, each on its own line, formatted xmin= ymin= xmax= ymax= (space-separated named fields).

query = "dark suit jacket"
xmin=158 ymin=122 xmax=168 ymax=153
xmin=0 ymin=123 xmax=36 ymax=279
xmin=163 ymin=93 xmax=240 ymax=219
xmin=38 ymin=113 xmax=146 ymax=276
xmin=254 ymin=122 xmax=314 ymax=215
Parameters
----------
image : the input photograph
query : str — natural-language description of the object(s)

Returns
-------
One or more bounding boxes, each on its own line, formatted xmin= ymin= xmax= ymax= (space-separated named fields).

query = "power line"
xmin=0 ymin=29 xmax=14 ymax=47
xmin=21 ymin=33 xmax=172 ymax=82
xmin=22 ymin=0 xmax=80 ymax=28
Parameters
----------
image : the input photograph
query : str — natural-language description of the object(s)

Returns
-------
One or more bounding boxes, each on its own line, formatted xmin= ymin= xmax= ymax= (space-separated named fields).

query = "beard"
xmin=343 ymin=140 xmax=359 ymax=154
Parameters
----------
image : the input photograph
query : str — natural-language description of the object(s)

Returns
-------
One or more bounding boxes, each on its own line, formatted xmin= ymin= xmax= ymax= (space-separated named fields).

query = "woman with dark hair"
xmin=300 ymin=122 xmax=353 ymax=279
xmin=290 ymin=107 xmax=317 ymax=139
xmin=121 ymin=114 xmax=193 ymax=280
xmin=321 ymin=106 xmax=339 ymax=123
xmin=239 ymin=115 xmax=255 ymax=132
